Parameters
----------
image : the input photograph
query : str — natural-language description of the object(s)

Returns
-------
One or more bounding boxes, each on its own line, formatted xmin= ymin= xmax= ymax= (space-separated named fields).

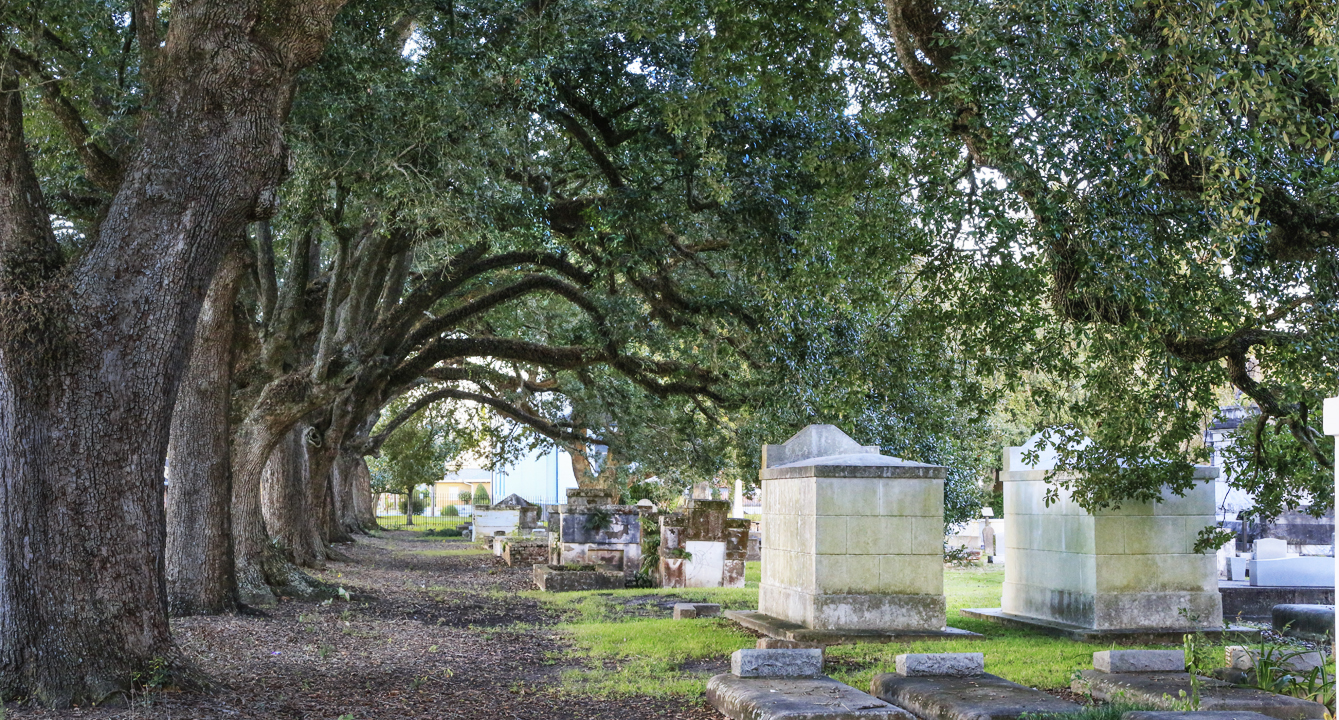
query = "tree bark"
xmin=164 ymin=243 xmax=245 ymax=616
xmin=261 ymin=425 xmax=327 ymax=568
xmin=0 ymin=0 xmax=344 ymax=703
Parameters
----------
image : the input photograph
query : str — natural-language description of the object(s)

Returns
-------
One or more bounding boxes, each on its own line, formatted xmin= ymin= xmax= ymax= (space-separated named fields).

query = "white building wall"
xmin=491 ymin=445 xmax=579 ymax=506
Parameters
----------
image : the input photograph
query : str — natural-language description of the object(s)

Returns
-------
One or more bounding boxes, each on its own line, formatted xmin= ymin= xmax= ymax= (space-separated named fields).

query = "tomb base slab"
xmin=707 ymin=674 xmax=913 ymax=720
xmin=1073 ymin=670 xmax=1326 ymax=720
xmin=961 ymin=608 xmax=1258 ymax=645
xmin=726 ymin=610 xmax=980 ymax=645
xmin=871 ymin=672 xmax=1082 ymax=720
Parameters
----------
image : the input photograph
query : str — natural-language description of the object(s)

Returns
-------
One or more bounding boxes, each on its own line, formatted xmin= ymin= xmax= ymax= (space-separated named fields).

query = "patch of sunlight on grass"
xmin=557 ymin=617 xmax=756 ymax=697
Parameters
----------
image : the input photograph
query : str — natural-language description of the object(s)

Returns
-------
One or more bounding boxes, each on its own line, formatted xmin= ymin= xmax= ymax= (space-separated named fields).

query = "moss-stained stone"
xmin=995 ymin=433 xmax=1223 ymax=632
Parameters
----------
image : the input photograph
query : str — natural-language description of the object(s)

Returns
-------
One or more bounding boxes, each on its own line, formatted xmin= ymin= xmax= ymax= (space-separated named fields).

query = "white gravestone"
xmin=758 ymin=425 xmax=949 ymax=632
xmin=1254 ymin=538 xmax=1288 ymax=560
xmin=999 ymin=432 xmax=1223 ymax=631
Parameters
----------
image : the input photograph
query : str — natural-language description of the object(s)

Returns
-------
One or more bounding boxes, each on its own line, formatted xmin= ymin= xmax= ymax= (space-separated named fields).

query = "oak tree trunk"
xmin=261 ymin=425 xmax=327 ymax=568
xmin=0 ymin=0 xmax=343 ymax=702
xmin=164 ymin=244 xmax=245 ymax=616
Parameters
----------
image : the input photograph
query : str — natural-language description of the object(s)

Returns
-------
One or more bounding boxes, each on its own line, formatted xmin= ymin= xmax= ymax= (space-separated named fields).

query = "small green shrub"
xmin=443 ymin=504 xmax=460 ymax=517
xmin=473 ymin=485 xmax=490 ymax=505
xmin=457 ymin=490 xmax=472 ymax=503
xmin=442 ymin=528 xmax=463 ymax=537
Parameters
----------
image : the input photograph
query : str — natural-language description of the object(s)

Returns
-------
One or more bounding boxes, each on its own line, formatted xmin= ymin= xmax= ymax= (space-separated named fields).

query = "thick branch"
xmin=7 ymin=48 xmax=121 ymax=191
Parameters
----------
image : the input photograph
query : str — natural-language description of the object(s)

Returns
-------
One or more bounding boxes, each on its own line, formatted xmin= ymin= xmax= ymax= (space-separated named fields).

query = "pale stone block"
xmin=1093 ymin=591 xmax=1223 ymax=629
xmin=895 ymin=652 xmax=984 ymax=677
xmin=1094 ymin=650 xmax=1184 ymax=673
xmin=815 ymin=516 xmax=848 ymax=555
xmin=1093 ymin=516 xmax=1126 ymax=554
xmin=673 ymin=603 xmax=699 ymax=619
xmin=912 ymin=516 xmax=944 ymax=555
xmin=878 ymin=478 xmax=944 ymax=518
xmin=1095 ymin=553 xmax=1217 ymax=593
xmin=816 ymin=478 xmax=885 ymax=516
xmin=816 ymin=555 xmax=885 ymax=594
xmin=810 ymin=592 xmax=946 ymax=631
xmin=847 ymin=516 xmax=911 ymax=555
xmin=878 ymin=555 xmax=943 ymax=595
xmin=1117 ymin=516 xmax=1192 ymax=555
xmin=731 ymin=648 xmax=824 ymax=678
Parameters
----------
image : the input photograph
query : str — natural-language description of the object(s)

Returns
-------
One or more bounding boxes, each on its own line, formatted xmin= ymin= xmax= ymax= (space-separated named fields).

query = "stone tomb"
xmin=546 ymin=488 xmax=642 ymax=582
xmin=501 ymin=538 xmax=548 ymax=567
xmin=962 ymin=433 xmax=1235 ymax=643
xmin=726 ymin=424 xmax=978 ymax=643
xmin=659 ymin=499 xmax=749 ymax=588
xmin=472 ymin=494 xmax=540 ymax=543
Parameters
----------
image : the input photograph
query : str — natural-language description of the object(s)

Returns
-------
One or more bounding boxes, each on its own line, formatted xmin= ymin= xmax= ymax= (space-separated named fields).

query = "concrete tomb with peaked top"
xmin=726 ymin=424 xmax=979 ymax=643
xmin=962 ymin=432 xmax=1252 ymax=644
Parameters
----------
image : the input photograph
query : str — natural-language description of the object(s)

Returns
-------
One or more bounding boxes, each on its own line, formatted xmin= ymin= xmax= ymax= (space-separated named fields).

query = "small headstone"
xmin=895 ymin=653 xmax=984 ymax=677
xmin=691 ymin=602 xmax=722 ymax=617
xmin=730 ymin=648 xmax=823 ymax=678
xmin=1094 ymin=650 xmax=1185 ymax=673
xmin=673 ymin=603 xmax=698 ymax=620
xmin=1254 ymin=538 xmax=1287 ymax=560
xmin=1226 ymin=645 xmax=1326 ymax=673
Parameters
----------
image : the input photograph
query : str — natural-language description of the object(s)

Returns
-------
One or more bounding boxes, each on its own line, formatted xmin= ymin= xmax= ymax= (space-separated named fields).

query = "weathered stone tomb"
xmin=728 ymin=424 xmax=973 ymax=642
xmin=546 ymin=488 xmax=642 ymax=582
xmin=962 ymin=433 xmax=1227 ymax=641
xmin=658 ymin=499 xmax=749 ymax=588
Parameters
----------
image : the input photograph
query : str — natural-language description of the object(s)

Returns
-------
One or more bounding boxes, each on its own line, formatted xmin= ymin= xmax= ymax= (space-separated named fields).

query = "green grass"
xmin=541 ymin=564 xmax=1238 ymax=699
xmin=376 ymin=514 xmax=470 ymax=531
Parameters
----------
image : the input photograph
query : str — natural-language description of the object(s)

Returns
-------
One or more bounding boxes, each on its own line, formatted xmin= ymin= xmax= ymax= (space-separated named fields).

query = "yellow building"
xmin=432 ymin=467 xmax=492 ymax=511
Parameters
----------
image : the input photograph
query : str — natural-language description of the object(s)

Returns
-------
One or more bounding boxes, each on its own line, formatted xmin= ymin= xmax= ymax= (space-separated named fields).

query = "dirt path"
xmin=9 ymin=531 xmax=722 ymax=720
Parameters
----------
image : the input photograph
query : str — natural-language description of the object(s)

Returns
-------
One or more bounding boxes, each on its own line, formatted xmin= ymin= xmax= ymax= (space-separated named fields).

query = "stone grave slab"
xmin=727 ymin=610 xmax=980 ymax=645
xmin=708 ymin=674 xmax=913 ymax=720
xmin=532 ymin=564 xmax=624 ymax=592
xmin=1073 ymin=670 xmax=1327 ymax=720
xmin=871 ymin=673 xmax=1082 ymax=720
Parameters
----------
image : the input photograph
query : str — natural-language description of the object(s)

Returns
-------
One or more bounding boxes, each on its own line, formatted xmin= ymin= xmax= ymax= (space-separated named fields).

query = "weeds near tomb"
xmin=1020 ymin=701 xmax=1158 ymax=720
xmin=1236 ymin=632 xmax=1336 ymax=713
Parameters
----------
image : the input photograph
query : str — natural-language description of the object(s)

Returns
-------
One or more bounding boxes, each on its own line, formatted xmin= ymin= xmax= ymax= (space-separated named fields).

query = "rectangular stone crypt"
xmin=727 ymin=424 xmax=978 ymax=643
xmin=962 ymin=433 xmax=1243 ymax=643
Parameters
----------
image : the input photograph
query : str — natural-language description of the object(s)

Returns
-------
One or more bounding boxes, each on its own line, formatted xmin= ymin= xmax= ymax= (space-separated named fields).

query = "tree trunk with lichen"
xmin=165 ymin=243 xmax=245 ymax=616
xmin=0 ymin=1 xmax=343 ymax=703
